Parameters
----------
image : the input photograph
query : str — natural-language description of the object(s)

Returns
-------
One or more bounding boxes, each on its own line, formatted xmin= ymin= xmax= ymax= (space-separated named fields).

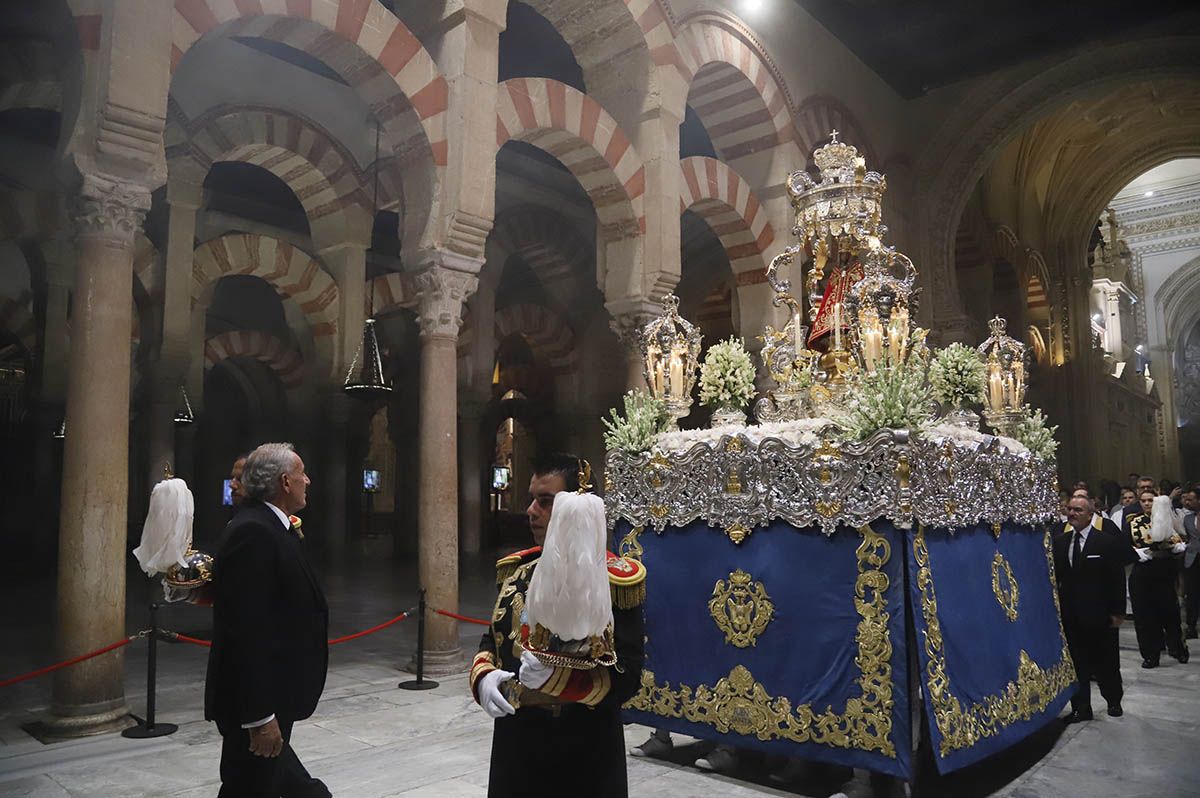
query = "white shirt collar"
xmin=264 ymin=501 xmax=291 ymax=530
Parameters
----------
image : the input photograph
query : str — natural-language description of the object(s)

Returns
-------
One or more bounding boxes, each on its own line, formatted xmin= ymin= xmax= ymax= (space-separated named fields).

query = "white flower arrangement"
xmin=698 ymin=338 xmax=757 ymax=412
xmin=923 ymin=422 xmax=1030 ymax=456
xmin=1013 ymin=406 xmax=1058 ymax=462
xmin=602 ymin=390 xmax=670 ymax=454
xmin=835 ymin=346 xmax=933 ymax=441
xmin=655 ymin=417 xmax=835 ymax=453
xmin=928 ymin=342 xmax=986 ymax=409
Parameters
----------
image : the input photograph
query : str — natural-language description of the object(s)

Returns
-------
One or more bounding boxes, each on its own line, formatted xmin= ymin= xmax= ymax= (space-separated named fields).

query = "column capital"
xmin=73 ymin=172 xmax=151 ymax=243
xmin=410 ymin=250 xmax=483 ymax=341
xmin=606 ymin=298 xmax=660 ymax=349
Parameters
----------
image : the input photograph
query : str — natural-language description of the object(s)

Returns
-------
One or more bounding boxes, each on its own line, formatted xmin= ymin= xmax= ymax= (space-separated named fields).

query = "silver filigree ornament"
xmin=640 ymin=294 xmax=702 ymax=430
xmin=604 ymin=429 xmax=1056 ymax=539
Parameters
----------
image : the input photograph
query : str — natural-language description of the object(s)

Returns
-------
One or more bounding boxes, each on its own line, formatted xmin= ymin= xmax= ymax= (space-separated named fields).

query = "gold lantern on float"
xmin=977 ymin=316 xmax=1027 ymax=437
xmin=640 ymin=294 xmax=702 ymax=429
xmin=845 ymin=245 xmax=918 ymax=375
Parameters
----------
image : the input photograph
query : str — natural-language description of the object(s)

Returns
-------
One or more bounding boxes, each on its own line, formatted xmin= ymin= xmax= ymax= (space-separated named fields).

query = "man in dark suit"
xmin=1054 ymin=495 xmax=1127 ymax=723
xmin=205 ymin=442 xmax=330 ymax=797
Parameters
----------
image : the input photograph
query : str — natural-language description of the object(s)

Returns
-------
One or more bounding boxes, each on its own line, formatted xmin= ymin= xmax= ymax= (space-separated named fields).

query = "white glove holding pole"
xmin=519 ymin=650 xmax=554 ymax=690
xmin=1173 ymin=541 xmax=1187 ymax=554
xmin=1136 ymin=547 xmax=1153 ymax=563
xmin=478 ymin=669 xmax=516 ymax=718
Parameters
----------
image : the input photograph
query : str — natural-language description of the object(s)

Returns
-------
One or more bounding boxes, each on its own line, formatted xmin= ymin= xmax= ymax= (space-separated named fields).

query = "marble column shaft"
xmin=51 ymin=175 xmax=150 ymax=734
xmin=414 ymin=262 xmax=479 ymax=672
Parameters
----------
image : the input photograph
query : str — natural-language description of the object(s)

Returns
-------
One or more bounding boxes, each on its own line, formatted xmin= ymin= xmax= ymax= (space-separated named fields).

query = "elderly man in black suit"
xmin=1054 ymin=495 xmax=1128 ymax=723
xmin=205 ymin=442 xmax=330 ymax=797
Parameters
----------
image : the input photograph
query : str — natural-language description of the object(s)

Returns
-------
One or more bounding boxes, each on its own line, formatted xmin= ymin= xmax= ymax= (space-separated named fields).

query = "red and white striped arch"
xmin=169 ymin=107 xmax=403 ymax=248
xmin=205 ymin=330 xmax=305 ymax=389
xmin=677 ymin=21 xmax=793 ymax=161
xmin=497 ymin=78 xmax=645 ymax=241
xmin=192 ymin=234 xmax=338 ymax=375
xmin=494 ymin=303 xmax=579 ymax=375
xmin=793 ymin=95 xmax=877 ymax=168
xmin=679 ymin=156 xmax=774 ymax=275
xmin=171 ymin=0 xmax=447 ymax=167
xmin=490 ymin=206 xmax=591 ymax=285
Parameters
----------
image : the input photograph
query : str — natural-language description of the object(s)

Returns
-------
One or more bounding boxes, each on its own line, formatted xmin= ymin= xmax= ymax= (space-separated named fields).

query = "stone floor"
xmin=2 ymin=550 xmax=1199 ymax=797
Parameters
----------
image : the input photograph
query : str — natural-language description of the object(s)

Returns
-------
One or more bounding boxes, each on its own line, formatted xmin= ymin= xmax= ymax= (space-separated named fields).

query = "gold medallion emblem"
xmin=709 ymin=569 xmax=775 ymax=648
xmin=991 ymin=552 xmax=1019 ymax=622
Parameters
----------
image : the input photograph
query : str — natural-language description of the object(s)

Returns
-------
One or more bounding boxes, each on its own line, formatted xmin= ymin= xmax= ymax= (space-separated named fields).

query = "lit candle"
xmin=863 ymin=327 xmax=882 ymax=373
xmin=988 ymin=365 xmax=1004 ymax=412
xmin=793 ymin=309 xmax=802 ymax=360
xmin=669 ymin=350 xmax=684 ymax=398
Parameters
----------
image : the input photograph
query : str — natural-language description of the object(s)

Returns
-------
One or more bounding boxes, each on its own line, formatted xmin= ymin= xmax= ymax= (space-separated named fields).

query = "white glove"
xmin=1136 ymin=547 xmax=1153 ymax=563
xmin=519 ymin=650 xmax=554 ymax=690
xmin=477 ymin=669 xmax=516 ymax=718
xmin=1173 ymin=542 xmax=1187 ymax=554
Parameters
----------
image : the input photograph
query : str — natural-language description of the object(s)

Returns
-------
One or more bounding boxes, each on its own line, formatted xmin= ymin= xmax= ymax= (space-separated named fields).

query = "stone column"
xmin=607 ymin=302 xmax=658 ymax=393
xmin=32 ymin=235 xmax=74 ymax=561
xmin=458 ymin=395 xmax=488 ymax=557
xmin=412 ymin=255 xmax=480 ymax=674
xmin=146 ymin=181 xmax=201 ymax=487
xmin=48 ymin=173 xmax=150 ymax=736
xmin=319 ymin=241 xmax=369 ymax=558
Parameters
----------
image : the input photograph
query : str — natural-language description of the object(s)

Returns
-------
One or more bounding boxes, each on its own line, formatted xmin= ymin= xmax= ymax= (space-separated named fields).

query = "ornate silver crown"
xmin=785 ymin=130 xmax=887 ymax=249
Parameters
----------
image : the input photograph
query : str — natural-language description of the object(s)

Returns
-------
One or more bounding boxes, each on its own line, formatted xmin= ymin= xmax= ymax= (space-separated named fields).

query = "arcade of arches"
xmin=1 ymin=0 xmax=1199 ymax=735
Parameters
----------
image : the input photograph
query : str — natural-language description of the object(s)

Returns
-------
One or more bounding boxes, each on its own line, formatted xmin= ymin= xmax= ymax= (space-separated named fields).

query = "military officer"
xmin=469 ymin=452 xmax=646 ymax=798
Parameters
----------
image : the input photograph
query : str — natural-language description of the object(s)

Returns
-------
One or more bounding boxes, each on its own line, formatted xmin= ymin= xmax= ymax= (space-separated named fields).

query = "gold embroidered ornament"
xmin=991 ymin=552 xmax=1019 ymax=622
xmin=709 ymin=569 xmax=775 ymax=648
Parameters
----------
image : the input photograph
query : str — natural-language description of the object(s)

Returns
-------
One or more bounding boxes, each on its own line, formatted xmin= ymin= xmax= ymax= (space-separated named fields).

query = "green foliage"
xmin=698 ymin=338 xmax=758 ymax=411
xmin=929 ymin=342 xmax=986 ymax=409
xmin=1014 ymin=406 xmax=1059 ymax=461
xmin=602 ymin=390 xmax=670 ymax=453
xmin=836 ymin=350 xmax=933 ymax=441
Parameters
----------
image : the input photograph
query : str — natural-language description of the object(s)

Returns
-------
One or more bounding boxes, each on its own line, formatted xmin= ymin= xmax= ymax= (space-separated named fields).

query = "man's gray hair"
xmin=241 ymin=443 xmax=297 ymax=502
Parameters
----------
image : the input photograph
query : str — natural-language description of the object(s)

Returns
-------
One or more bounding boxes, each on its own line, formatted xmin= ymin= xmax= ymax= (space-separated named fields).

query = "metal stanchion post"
xmin=123 ymin=603 xmax=178 ymax=738
xmin=398 ymin=588 xmax=438 ymax=690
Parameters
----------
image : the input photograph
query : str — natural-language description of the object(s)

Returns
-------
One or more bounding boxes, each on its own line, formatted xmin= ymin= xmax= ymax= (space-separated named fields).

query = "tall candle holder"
xmin=640 ymin=294 xmax=702 ymax=429
xmin=977 ymin=316 xmax=1027 ymax=437
xmin=845 ymin=246 xmax=918 ymax=375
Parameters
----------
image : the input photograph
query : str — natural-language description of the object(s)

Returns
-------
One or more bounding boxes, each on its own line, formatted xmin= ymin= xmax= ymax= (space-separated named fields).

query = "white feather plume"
xmin=133 ymin=478 xmax=195 ymax=576
xmin=525 ymin=491 xmax=613 ymax=641
xmin=1149 ymin=495 xmax=1181 ymax=543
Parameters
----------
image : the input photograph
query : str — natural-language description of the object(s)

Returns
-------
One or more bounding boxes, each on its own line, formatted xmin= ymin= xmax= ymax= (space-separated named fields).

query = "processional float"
xmin=607 ymin=133 xmax=1070 ymax=778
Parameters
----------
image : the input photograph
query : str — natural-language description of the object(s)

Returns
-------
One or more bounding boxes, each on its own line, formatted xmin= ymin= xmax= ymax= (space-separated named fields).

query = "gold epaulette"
xmin=496 ymin=546 xmax=542 ymax=584
xmin=607 ymin=552 xmax=646 ymax=610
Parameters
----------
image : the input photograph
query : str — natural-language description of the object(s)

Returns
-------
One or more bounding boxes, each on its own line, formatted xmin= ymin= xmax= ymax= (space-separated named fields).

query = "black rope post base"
xmin=398 ymin=589 xmax=439 ymax=691
xmin=123 ymin=603 xmax=178 ymax=738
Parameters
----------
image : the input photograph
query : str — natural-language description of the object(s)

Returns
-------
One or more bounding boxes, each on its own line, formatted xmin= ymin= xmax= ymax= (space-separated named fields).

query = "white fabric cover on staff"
xmin=526 ymin=491 xmax=613 ymax=641
xmin=133 ymin=478 xmax=195 ymax=575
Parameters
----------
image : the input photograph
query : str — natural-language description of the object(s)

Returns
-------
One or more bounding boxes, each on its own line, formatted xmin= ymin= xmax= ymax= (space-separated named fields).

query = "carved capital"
xmin=606 ymin=298 xmax=660 ymax=352
xmin=73 ymin=173 xmax=151 ymax=243
xmin=412 ymin=265 xmax=479 ymax=341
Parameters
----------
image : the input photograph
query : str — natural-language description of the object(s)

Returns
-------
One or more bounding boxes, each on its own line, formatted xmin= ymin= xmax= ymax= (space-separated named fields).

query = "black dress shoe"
xmin=1142 ymin=659 xmax=1159 ymax=669
xmin=1107 ymin=704 xmax=1123 ymax=717
xmin=1063 ymin=710 xmax=1093 ymax=724
xmin=1175 ymin=646 xmax=1190 ymax=664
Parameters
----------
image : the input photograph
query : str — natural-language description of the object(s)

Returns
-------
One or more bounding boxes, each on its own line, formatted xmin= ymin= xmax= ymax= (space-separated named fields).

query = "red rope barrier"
xmin=166 ymin=609 xmax=415 ymax=649
xmin=328 ymin=610 xmax=411 ymax=646
xmin=0 ymin=635 xmax=140 ymax=689
xmin=171 ymin=632 xmax=212 ymax=648
xmin=433 ymin=608 xmax=490 ymax=627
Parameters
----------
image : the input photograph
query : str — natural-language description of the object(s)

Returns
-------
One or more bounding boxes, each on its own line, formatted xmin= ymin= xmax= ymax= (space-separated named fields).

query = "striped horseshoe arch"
xmin=497 ymin=78 xmax=646 ymax=241
xmin=679 ymin=156 xmax=775 ymax=277
xmin=205 ymin=330 xmax=305 ymax=389
xmin=191 ymin=234 xmax=338 ymax=377
xmin=171 ymin=0 xmax=447 ymax=158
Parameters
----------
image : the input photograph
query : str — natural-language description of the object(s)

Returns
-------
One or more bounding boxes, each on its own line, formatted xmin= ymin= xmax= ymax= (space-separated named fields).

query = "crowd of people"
xmin=1054 ymin=473 xmax=1198 ymax=724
